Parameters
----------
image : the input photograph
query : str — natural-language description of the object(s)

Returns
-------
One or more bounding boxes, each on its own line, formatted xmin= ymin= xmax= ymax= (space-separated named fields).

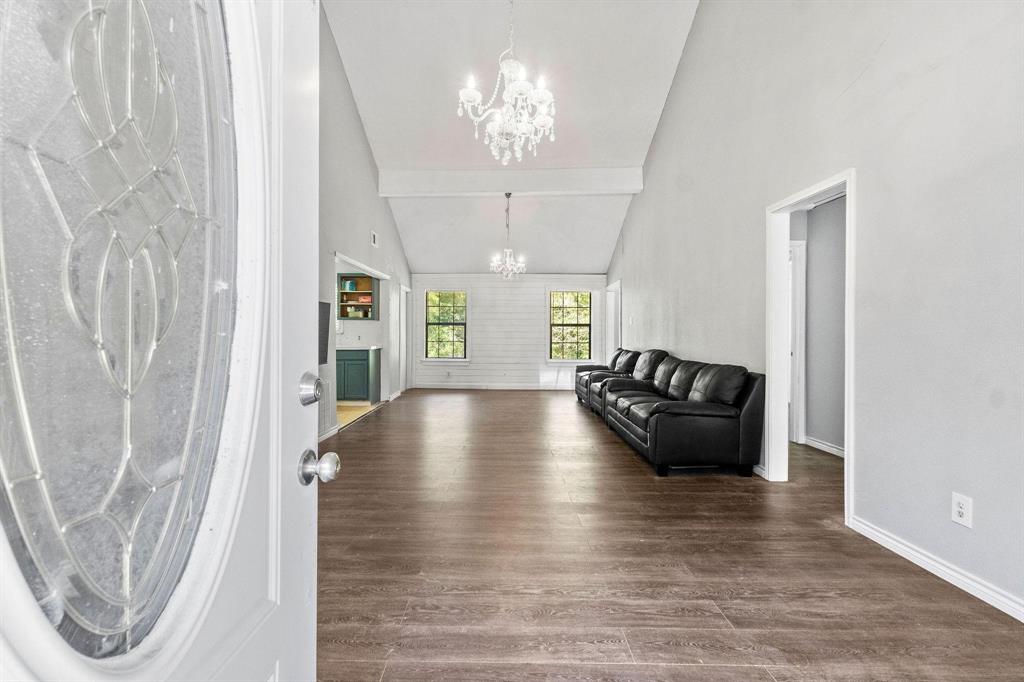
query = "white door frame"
xmin=605 ymin=279 xmax=622 ymax=359
xmin=763 ymin=169 xmax=855 ymax=524
xmin=788 ymin=240 xmax=807 ymax=444
xmin=387 ymin=282 xmax=401 ymax=400
xmin=400 ymin=284 xmax=411 ymax=392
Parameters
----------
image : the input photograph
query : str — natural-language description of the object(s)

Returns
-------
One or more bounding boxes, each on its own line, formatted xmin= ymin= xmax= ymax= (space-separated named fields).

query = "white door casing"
xmin=399 ymin=286 xmax=410 ymax=392
xmin=605 ymin=280 xmax=621 ymax=360
xmin=0 ymin=0 xmax=320 ymax=679
xmin=789 ymin=241 xmax=807 ymax=443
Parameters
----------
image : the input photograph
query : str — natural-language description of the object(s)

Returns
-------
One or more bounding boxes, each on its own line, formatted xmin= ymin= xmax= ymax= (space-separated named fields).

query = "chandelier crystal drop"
xmin=457 ymin=0 xmax=555 ymax=165
xmin=490 ymin=192 xmax=527 ymax=279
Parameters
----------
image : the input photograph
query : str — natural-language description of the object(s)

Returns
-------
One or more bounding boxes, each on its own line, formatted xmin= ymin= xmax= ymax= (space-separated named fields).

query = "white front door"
xmin=0 ymin=1 xmax=321 ymax=680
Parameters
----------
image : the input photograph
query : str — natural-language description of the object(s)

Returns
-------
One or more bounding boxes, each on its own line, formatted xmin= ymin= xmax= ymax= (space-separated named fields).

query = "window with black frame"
xmin=550 ymin=291 xmax=591 ymax=360
xmin=425 ymin=290 xmax=467 ymax=359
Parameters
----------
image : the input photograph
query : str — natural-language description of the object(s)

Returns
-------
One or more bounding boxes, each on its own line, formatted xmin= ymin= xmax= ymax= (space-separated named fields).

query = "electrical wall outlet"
xmin=951 ymin=492 xmax=973 ymax=528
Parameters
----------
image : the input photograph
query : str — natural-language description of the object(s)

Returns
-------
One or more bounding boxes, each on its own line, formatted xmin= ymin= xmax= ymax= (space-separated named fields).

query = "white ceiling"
xmin=390 ymin=194 xmax=632 ymax=274
xmin=322 ymin=0 xmax=698 ymax=273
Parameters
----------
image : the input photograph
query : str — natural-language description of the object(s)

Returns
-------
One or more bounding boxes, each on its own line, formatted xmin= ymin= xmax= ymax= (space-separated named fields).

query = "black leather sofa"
xmin=575 ymin=351 xmax=765 ymax=477
xmin=587 ymin=349 xmax=667 ymax=417
xmin=573 ymin=348 xmax=640 ymax=406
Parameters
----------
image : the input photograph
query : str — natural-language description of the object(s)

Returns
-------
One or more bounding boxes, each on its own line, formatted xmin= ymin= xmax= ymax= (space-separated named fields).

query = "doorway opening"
xmin=606 ymin=280 xmax=622 ymax=356
xmin=763 ymin=169 xmax=856 ymax=523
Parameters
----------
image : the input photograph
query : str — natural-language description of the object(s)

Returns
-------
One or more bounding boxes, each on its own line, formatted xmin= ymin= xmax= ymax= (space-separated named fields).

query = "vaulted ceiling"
xmin=322 ymin=0 xmax=699 ymax=274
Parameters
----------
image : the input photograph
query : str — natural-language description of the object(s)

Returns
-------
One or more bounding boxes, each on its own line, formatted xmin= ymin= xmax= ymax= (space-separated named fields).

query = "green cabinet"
xmin=336 ymin=348 xmax=381 ymax=402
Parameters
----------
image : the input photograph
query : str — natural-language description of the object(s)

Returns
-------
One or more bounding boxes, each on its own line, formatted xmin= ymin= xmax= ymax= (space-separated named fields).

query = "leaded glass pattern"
xmin=0 ymin=0 xmax=237 ymax=658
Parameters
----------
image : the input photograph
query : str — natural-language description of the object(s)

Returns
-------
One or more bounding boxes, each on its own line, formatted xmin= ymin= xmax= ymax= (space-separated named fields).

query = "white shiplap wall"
xmin=412 ymin=274 xmax=607 ymax=390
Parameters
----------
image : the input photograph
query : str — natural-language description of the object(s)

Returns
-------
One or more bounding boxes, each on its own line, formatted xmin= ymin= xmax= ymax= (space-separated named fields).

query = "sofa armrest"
xmin=574 ymin=363 xmax=610 ymax=374
xmin=586 ymin=370 xmax=629 ymax=385
xmin=602 ymin=378 xmax=652 ymax=393
xmin=648 ymin=401 xmax=740 ymax=418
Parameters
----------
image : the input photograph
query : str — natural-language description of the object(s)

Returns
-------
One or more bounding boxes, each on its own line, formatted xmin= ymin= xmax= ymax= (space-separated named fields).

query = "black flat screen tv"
xmin=318 ymin=301 xmax=331 ymax=366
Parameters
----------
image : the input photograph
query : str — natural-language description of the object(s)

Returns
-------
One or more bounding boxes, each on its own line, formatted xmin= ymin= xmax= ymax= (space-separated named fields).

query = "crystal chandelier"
xmin=457 ymin=0 xmax=555 ymax=165
xmin=490 ymin=192 xmax=527 ymax=279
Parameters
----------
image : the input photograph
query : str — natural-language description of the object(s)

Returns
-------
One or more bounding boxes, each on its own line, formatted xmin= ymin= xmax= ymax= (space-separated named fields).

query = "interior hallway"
xmin=316 ymin=390 xmax=1022 ymax=681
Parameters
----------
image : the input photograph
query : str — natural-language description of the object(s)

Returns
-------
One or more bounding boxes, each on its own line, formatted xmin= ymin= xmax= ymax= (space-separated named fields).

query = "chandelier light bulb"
xmin=467 ymin=74 xmax=476 ymax=89
xmin=518 ymin=66 xmax=527 ymax=81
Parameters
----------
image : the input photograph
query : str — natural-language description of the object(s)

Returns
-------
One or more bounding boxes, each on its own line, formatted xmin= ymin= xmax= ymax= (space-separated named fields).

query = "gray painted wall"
xmin=607 ymin=1 xmax=1023 ymax=607
xmin=805 ymin=197 xmax=845 ymax=449
xmin=319 ymin=9 xmax=411 ymax=428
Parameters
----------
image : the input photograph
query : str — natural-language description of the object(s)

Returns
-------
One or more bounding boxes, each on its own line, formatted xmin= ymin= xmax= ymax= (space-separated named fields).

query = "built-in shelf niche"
xmin=337 ymin=273 xmax=379 ymax=320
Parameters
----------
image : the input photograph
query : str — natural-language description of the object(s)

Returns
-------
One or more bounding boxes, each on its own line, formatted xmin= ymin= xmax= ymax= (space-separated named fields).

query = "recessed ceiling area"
xmin=321 ymin=0 xmax=699 ymax=273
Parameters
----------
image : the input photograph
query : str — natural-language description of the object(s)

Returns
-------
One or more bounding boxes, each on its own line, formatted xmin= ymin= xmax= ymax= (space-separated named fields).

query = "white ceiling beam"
xmin=378 ymin=167 xmax=644 ymax=198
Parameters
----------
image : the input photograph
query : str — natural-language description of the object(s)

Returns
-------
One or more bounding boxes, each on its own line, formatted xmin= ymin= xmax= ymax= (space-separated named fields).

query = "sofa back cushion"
xmin=607 ymin=348 xmax=624 ymax=368
xmin=668 ymin=360 xmax=708 ymax=400
xmin=614 ymin=350 xmax=640 ymax=372
xmin=631 ymin=349 xmax=669 ymax=381
xmin=688 ymin=364 xmax=749 ymax=405
xmin=652 ymin=356 xmax=683 ymax=396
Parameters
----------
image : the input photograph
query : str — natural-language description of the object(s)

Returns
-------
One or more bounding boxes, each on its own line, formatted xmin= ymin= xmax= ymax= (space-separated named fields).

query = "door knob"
xmin=298 ymin=449 xmax=340 ymax=485
xmin=299 ymin=371 xmax=323 ymax=406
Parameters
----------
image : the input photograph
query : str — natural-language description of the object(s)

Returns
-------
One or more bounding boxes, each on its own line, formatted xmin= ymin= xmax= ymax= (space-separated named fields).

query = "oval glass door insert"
xmin=0 ymin=0 xmax=237 ymax=658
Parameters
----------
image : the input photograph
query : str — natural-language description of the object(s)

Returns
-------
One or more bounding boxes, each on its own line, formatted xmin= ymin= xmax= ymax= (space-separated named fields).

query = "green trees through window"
xmin=425 ymin=290 xmax=467 ymax=359
xmin=550 ymin=291 xmax=591 ymax=360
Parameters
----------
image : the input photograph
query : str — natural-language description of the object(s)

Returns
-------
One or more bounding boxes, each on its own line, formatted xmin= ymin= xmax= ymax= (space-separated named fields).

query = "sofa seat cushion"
xmin=613 ymin=393 xmax=665 ymax=417
xmin=628 ymin=401 xmax=664 ymax=429
xmin=648 ymin=401 xmax=741 ymax=418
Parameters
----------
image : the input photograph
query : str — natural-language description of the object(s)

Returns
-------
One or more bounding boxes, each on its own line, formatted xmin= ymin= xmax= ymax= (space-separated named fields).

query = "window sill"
xmin=547 ymin=359 xmax=592 ymax=365
xmin=422 ymin=358 xmax=471 ymax=363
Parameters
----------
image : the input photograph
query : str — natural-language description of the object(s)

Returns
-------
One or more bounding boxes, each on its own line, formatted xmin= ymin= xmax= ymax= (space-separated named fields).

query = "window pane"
xmin=453 ymin=342 xmax=465 ymax=358
xmin=564 ymin=327 xmax=577 ymax=343
xmin=438 ymin=341 xmax=453 ymax=357
xmin=427 ymin=342 xmax=438 ymax=358
xmin=579 ymin=292 xmax=591 ymax=307
xmin=551 ymin=291 xmax=563 ymax=307
xmin=426 ymin=306 xmax=441 ymax=323
xmin=453 ymin=306 xmax=466 ymax=323
xmin=453 ymin=291 xmax=467 ymax=306
xmin=454 ymin=325 xmax=465 ymax=342
xmin=427 ymin=291 xmax=441 ymax=306
xmin=578 ymin=308 xmax=591 ymax=324
xmin=551 ymin=327 xmax=564 ymax=343
xmin=579 ymin=327 xmax=591 ymax=344
xmin=552 ymin=343 xmax=565 ymax=359
xmin=435 ymin=307 xmax=450 ymax=323
xmin=563 ymin=308 xmax=577 ymax=324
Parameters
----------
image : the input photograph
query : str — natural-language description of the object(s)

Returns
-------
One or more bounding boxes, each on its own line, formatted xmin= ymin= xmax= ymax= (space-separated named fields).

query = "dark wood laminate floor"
xmin=317 ymin=390 xmax=1022 ymax=681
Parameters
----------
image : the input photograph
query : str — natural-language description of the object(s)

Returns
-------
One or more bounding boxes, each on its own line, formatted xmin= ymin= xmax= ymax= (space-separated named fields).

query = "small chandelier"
xmin=457 ymin=0 xmax=555 ymax=165
xmin=490 ymin=192 xmax=526 ymax=279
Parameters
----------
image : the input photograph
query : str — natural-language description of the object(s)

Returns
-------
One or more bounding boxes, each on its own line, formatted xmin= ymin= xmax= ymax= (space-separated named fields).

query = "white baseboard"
xmin=805 ymin=436 xmax=844 ymax=458
xmin=317 ymin=425 xmax=339 ymax=442
xmin=389 ymin=391 xmax=402 ymax=401
xmin=412 ymin=383 xmax=572 ymax=391
xmin=753 ymin=464 xmax=768 ymax=479
xmin=848 ymin=515 xmax=1023 ymax=622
